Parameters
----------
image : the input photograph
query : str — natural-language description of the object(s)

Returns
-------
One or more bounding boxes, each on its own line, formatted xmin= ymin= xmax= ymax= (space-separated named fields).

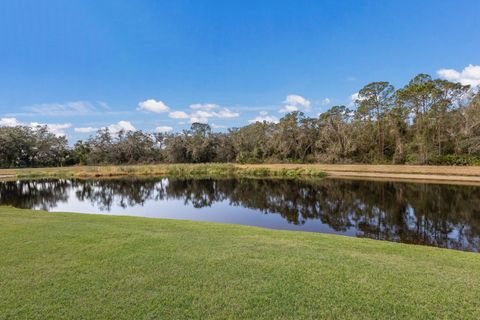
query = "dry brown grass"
xmin=2 ymin=163 xmax=480 ymax=183
xmin=238 ymin=163 xmax=480 ymax=176
xmin=237 ymin=164 xmax=480 ymax=184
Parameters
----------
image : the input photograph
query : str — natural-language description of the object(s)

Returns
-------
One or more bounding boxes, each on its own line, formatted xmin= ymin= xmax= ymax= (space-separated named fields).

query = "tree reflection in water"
xmin=1 ymin=178 xmax=479 ymax=251
xmin=0 ymin=179 xmax=70 ymax=211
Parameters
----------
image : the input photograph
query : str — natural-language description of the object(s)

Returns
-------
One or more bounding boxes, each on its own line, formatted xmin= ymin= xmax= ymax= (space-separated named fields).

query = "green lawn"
xmin=1 ymin=207 xmax=479 ymax=319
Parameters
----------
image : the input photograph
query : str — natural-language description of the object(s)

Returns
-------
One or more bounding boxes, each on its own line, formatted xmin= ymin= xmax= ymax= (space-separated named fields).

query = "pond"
xmin=1 ymin=177 xmax=479 ymax=252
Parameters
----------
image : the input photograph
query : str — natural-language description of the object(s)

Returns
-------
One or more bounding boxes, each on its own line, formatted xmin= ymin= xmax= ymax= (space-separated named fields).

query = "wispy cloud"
xmin=321 ymin=98 xmax=331 ymax=105
xmin=97 ymin=101 xmax=111 ymax=110
xmin=23 ymin=101 xmax=96 ymax=116
xmin=7 ymin=101 xmax=130 ymax=117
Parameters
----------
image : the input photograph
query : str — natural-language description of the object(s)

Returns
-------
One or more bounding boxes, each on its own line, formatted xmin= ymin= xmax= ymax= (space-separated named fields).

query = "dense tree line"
xmin=1 ymin=73 xmax=480 ymax=168
xmin=0 ymin=125 xmax=69 ymax=167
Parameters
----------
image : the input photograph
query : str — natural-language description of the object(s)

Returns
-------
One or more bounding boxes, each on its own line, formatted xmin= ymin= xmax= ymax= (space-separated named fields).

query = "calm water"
xmin=1 ymin=177 xmax=480 ymax=252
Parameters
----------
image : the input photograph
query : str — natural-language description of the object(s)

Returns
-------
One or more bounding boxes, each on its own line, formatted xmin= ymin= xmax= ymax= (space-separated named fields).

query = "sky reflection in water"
xmin=1 ymin=177 xmax=479 ymax=252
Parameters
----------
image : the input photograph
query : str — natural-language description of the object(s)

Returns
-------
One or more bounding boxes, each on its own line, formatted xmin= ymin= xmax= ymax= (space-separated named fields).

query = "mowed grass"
xmin=1 ymin=207 xmax=480 ymax=319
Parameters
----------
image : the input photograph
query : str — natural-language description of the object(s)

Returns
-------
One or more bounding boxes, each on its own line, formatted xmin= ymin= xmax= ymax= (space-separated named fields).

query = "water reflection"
xmin=1 ymin=178 xmax=479 ymax=252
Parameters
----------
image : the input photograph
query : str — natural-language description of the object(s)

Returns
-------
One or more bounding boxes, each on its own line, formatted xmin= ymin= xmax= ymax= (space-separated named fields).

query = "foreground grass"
xmin=1 ymin=207 xmax=479 ymax=319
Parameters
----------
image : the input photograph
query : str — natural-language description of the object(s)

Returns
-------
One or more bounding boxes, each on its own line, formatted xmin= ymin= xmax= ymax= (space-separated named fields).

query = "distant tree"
xmin=0 ymin=125 xmax=68 ymax=168
xmin=186 ymin=123 xmax=214 ymax=163
xmin=273 ymin=112 xmax=304 ymax=161
xmin=231 ymin=122 xmax=273 ymax=163
xmin=316 ymin=106 xmax=355 ymax=163
xmin=71 ymin=140 xmax=91 ymax=165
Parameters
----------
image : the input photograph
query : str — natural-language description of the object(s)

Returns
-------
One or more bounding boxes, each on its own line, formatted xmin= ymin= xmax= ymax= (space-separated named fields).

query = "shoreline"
xmin=1 ymin=163 xmax=480 ymax=184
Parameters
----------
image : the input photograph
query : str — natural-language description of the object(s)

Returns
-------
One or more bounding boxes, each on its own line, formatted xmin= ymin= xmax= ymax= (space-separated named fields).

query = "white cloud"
xmin=350 ymin=92 xmax=360 ymax=102
xmin=0 ymin=117 xmax=21 ymax=127
xmin=189 ymin=103 xmax=219 ymax=110
xmin=215 ymin=108 xmax=240 ymax=118
xmin=279 ymin=105 xmax=299 ymax=113
xmin=287 ymin=94 xmax=311 ymax=107
xmin=189 ymin=113 xmax=209 ymax=124
xmin=189 ymin=117 xmax=207 ymax=124
xmin=284 ymin=94 xmax=311 ymax=108
xmin=76 ymin=121 xmax=136 ymax=135
xmin=74 ymin=127 xmax=98 ymax=133
xmin=189 ymin=108 xmax=240 ymax=123
xmin=137 ymin=99 xmax=170 ymax=113
xmin=280 ymin=94 xmax=311 ymax=113
xmin=248 ymin=111 xmax=279 ymax=124
xmin=30 ymin=122 xmax=72 ymax=136
xmin=107 ymin=120 xmax=136 ymax=133
xmin=192 ymin=110 xmax=213 ymax=118
xmin=169 ymin=111 xmax=189 ymax=119
xmin=211 ymin=123 xmax=227 ymax=129
xmin=0 ymin=117 xmax=71 ymax=136
xmin=321 ymin=98 xmax=331 ymax=105
xmin=167 ymin=102 xmax=241 ymax=124
xmin=348 ymin=92 xmax=365 ymax=107
xmin=155 ymin=126 xmax=173 ymax=133
xmin=437 ymin=64 xmax=480 ymax=87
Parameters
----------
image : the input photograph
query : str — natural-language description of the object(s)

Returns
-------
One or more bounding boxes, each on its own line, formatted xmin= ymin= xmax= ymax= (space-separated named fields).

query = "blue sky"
xmin=1 ymin=0 xmax=479 ymax=140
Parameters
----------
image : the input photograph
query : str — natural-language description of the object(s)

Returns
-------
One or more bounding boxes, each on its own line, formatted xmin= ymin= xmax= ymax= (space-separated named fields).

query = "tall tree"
xmin=356 ymin=82 xmax=395 ymax=162
xmin=430 ymin=79 xmax=469 ymax=156
xmin=396 ymin=74 xmax=440 ymax=163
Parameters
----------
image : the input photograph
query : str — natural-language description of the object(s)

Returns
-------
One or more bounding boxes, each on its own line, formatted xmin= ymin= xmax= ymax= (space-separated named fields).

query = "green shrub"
xmin=428 ymin=155 xmax=480 ymax=166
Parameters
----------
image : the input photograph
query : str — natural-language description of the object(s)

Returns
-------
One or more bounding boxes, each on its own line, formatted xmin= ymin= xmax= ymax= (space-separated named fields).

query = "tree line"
xmin=1 ymin=73 xmax=479 ymax=168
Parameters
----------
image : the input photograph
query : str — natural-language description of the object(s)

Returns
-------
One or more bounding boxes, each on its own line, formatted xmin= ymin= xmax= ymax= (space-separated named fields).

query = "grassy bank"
xmin=1 ymin=207 xmax=479 ymax=319
xmin=0 ymin=163 xmax=327 ymax=180
xmin=3 ymin=163 xmax=480 ymax=183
